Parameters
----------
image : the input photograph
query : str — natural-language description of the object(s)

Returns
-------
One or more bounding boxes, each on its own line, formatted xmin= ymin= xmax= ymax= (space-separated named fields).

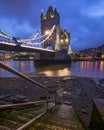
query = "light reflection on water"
xmin=0 ymin=60 xmax=37 ymax=77
xmin=70 ymin=61 xmax=104 ymax=78
xmin=0 ymin=60 xmax=104 ymax=78
xmin=37 ymin=64 xmax=71 ymax=76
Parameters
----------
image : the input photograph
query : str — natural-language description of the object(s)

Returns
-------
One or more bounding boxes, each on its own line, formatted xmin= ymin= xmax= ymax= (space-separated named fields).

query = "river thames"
xmin=0 ymin=60 xmax=104 ymax=79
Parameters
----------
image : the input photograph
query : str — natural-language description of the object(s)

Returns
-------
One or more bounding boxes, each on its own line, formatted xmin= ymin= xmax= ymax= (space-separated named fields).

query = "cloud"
xmin=0 ymin=0 xmax=46 ymax=37
xmin=84 ymin=1 xmax=104 ymax=17
xmin=0 ymin=0 xmax=104 ymax=51
xmin=0 ymin=17 xmax=36 ymax=38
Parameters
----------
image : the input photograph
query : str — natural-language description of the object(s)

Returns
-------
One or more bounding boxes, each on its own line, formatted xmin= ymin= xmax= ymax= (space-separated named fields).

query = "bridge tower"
xmin=41 ymin=6 xmax=70 ymax=52
xmin=41 ymin=6 xmax=60 ymax=50
xmin=35 ymin=6 xmax=71 ymax=61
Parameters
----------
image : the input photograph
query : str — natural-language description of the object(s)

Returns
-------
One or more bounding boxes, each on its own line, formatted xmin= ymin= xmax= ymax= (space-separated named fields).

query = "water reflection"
xmin=0 ymin=60 xmax=37 ymax=77
xmin=71 ymin=61 xmax=104 ymax=78
xmin=0 ymin=60 xmax=104 ymax=78
xmin=37 ymin=64 xmax=71 ymax=76
xmin=100 ymin=62 xmax=104 ymax=71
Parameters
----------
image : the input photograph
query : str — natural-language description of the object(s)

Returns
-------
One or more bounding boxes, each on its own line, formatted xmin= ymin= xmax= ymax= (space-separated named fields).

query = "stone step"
xmin=28 ymin=104 xmax=85 ymax=130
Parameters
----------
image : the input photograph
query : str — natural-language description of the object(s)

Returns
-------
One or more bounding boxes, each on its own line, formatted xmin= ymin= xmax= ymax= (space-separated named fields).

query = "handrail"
xmin=0 ymin=100 xmax=55 ymax=110
xmin=0 ymin=61 xmax=57 ymax=111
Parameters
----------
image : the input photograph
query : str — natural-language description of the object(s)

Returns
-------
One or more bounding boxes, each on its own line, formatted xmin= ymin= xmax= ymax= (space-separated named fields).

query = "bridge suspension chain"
xmin=17 ymin=30 xmax=41 ymax=43
xmin=0 ymin=30 xmax=13 ymax=40
xmin=21 ymin=25 xmax=56 ymax=47
xmin=0 ymin=25 xmax=55 ymax=48
xmin=0 ymin=25 xmax=73 ymax=53
xmin=34 ymin=25 xmax=56 ymax=44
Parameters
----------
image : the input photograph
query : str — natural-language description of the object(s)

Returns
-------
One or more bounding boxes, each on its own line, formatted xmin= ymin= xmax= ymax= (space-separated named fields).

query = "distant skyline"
xmin=0 ymin=0 xmax=104 ymax=51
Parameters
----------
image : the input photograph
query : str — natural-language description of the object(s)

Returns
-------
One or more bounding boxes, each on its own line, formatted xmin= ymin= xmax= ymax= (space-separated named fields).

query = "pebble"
xmin=82 ymin=109 xmax=88 ymax=114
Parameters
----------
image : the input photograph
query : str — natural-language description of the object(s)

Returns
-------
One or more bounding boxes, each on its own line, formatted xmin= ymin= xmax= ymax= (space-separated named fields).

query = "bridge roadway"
xmin=0 ymin=40 xmax=55 ymax=53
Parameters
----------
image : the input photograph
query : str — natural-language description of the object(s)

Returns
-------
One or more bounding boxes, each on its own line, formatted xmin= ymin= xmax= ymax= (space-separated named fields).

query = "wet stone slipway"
xmin=28 ymin=104 xmax=85 ymax=130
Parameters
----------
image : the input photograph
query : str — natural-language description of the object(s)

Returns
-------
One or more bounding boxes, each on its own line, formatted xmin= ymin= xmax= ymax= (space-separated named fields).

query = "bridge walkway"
xmin=29 ymin=103 xmax=85 ymax=130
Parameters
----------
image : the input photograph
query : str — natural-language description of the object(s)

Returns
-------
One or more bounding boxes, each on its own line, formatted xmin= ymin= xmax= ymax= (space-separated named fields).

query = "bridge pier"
xmin=34 ymin=49 xmax=71 ymax=65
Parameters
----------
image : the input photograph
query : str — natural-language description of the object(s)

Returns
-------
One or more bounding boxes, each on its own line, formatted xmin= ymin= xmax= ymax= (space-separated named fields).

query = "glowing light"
xmin=65 ymin=38 xmax=69 ymax=42
xmin=102 ymin=55 xmax=104 ymax=59
xmin=60 ymin=39 xmax=64 ymax=43
xmin=50 ymin=13 xmax=55 ymax=18
xmin=100 ymin=62 xmax=104 ymax=71
xmin=44 ymin=30 xmax=50 ymax=35
xmin=42 ymin=16 xmax=47 ymax=20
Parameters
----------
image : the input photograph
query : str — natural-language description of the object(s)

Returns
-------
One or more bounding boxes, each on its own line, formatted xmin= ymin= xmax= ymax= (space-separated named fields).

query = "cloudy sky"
xmin=0 ymin=0 xmax=104 ymax=51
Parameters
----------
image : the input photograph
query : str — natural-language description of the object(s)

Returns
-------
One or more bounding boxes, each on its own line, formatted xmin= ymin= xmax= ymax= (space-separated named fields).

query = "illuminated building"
xmin=35 ymin=6 xmax=71 ymax=62
xmin=41 ymin=6 xmax=70 ymax=51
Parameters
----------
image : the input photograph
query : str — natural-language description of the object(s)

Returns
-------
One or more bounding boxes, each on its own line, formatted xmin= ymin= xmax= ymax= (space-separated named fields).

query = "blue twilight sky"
xmin=0 ymin=0 xmax=104 ymax=51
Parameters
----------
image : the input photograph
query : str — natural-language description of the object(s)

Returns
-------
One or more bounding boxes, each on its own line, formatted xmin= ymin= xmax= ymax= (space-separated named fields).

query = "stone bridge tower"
xmin=41 ymin=6 xmax=70 ymax=52
xmin=41 ymin=6 xmax=60 ymax=50
xmin=37 ymin=6 xmax=70 ymax=60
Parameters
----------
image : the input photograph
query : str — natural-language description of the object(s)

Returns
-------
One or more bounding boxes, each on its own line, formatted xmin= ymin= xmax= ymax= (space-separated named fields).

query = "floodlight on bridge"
xmin=60 ymin=39 xmax=64 ymax=43
xmin=44 ymin=30 xmax=50 ymax=35
xmin=0 ymin=30 xmax=13 ymax=40
xmin=65 ymin=38 xmax=69 ymax=43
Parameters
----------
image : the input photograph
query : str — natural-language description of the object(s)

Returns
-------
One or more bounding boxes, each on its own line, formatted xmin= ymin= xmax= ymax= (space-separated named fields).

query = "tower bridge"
xmin=0 ymin=6 xmax=72 ymax=61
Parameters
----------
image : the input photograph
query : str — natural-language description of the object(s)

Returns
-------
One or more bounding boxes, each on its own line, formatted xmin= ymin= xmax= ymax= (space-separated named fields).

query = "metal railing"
xmin=0 ymin=61 xmax=57 ymax=111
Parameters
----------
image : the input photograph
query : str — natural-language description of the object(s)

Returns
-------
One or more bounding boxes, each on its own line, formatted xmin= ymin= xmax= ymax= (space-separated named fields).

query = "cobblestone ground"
xmin=29 ymin=104 xmax=85 ymax=130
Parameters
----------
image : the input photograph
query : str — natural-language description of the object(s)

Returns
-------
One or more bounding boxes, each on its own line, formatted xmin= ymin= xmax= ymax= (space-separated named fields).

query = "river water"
xmin=0 ymin=60 xmax=104 ymax=79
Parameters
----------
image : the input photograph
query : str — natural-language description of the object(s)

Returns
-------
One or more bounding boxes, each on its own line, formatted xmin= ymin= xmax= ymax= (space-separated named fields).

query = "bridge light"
xmin=50 ymin=13 xmax=55 ymax=18
xmin=44 ymin=30 xmax=50 ymax=35
xmin=42 ymin=16 xmax=47 ymax=20
xmin=65 ymin=38 xmax=69 ymax=43
xmin=60 ymin=39 xmax=64 ymax=43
